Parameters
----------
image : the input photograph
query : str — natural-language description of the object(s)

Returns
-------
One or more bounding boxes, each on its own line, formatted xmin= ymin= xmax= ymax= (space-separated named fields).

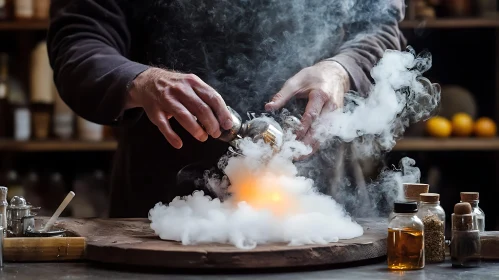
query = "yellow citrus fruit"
xmin=426 ymin=116 xmax=452 ymax=138
xmin=474 ymin=117 xmax=497 ymax=138
xmin=451 ymin=113 xmax=474 ymax=137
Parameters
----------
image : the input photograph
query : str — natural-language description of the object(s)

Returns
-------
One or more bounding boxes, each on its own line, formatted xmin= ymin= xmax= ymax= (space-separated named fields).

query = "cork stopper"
xmin=460 ymin=192 xmax=479 ymax=202
xmin=452 ymin=202 xmax=474 ymax=231
xmin=420 ymin=193 xmax=439 ymax=203
xmin=403 ymin=183 xmax=429 ymax=201
xmin=454 ymin=202 xmax=472 ymax=215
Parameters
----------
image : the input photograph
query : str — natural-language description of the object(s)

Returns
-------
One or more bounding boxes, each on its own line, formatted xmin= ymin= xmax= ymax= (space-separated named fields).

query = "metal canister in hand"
xmin=218 ymin=106 xmax=284 ymax=151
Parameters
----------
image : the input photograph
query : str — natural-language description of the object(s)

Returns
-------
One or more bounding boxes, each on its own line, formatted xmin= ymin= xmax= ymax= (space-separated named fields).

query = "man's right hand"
xmin=126 ymin=68 xmax=234 ymax=149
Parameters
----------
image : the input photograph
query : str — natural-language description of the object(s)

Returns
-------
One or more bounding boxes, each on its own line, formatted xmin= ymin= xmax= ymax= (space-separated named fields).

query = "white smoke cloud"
xmin=149 ymin=48 xmax=440 ymax=249
xmin=314 ymin=47 xmax=439 ymax=151
xmin=150 ymin=133 xmax=363 ymax=249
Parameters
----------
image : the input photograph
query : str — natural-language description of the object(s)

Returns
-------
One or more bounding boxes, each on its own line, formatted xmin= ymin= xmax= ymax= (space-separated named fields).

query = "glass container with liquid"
xmin=460 ymin=192 xmax=485 ymax=232
xmin=388 ymin=201 xmax=425 ymax=270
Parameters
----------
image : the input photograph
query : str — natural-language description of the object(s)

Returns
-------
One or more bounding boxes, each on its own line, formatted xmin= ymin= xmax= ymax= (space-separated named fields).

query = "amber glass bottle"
xmin=387 ymin=201 xmax=425 ymax=270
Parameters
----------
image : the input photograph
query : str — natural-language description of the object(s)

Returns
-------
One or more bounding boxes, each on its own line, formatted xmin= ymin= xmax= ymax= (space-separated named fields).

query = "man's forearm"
xmin=48 ymin=0 xmax=149 ymax=125
xmin=326 ymin=0 xmax=407 ymax=96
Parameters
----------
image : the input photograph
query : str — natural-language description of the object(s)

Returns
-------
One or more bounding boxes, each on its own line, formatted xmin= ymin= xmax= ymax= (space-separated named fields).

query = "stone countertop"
xmin=1 ymin=260 xmax=499 ymax=280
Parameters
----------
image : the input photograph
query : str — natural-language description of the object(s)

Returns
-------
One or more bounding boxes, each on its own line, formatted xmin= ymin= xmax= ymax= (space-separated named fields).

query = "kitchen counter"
xmin=2 ymin=260 xmax=499 ymax=280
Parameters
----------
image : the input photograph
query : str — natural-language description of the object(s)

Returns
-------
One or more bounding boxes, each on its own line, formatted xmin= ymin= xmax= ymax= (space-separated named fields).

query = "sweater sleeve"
xmin=47 ymin=0 xmax=150 ymax=125
xmin=328 ymin=0 xmax=407 ymax=96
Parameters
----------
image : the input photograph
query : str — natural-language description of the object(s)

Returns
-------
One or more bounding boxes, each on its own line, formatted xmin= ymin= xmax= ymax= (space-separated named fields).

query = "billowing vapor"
xmin=149 ymin=47 xmax=440 ymax=249
xmin=297 ymin=47 xmax=439 ymax=217
xmin=150 ymin=134 xmax=363 ymax=249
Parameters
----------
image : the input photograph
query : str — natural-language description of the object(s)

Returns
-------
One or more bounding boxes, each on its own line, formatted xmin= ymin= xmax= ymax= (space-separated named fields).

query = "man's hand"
xmin=126 ymin=68 xmax=233 ymax=149
xmin=265 ymin=61 xmax=350 ymax=154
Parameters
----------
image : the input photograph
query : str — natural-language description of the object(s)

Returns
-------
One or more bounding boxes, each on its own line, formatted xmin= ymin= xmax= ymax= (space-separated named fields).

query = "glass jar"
xmin=451 ymin=202 xmax=481 ymax=268
xmin=388 ymin=201 xmax=425 ymax=270
xmin=417 ymin=193 xmax=446 ymax=263
xmin=460 ymin=192 xmax=485 ymax=232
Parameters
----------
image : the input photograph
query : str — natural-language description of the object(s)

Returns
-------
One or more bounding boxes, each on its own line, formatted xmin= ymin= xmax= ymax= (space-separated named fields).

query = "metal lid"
xmin=8 ymin=196 xmax=32 ymax=209
xmin=393 ymin=201 xmax=418 ymax=213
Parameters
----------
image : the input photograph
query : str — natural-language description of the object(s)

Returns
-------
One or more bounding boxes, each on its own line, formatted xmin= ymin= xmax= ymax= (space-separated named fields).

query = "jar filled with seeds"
xmin=417 ymin=193 xmax=446 ymax=263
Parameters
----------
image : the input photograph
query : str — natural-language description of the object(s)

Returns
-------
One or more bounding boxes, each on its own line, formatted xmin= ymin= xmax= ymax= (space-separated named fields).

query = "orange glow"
xmin=229 ymin=173 xmax=296 ymax=216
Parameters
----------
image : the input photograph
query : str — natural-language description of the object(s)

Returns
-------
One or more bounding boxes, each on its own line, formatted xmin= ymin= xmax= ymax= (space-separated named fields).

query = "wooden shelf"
xmin=0 ymin=20 xmax=49 ymax=30
xmin=393 ymin=138 xmax=499 ymax=151
xmin=400 ymin=18 xmax=499 ymax=29
xmin=1 ymin=138 xmax=498 ymax=152
xmin=0 ymin=140 xmax=117 ymax=152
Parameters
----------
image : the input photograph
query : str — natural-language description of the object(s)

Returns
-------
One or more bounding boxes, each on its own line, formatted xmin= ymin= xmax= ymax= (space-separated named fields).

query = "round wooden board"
xmin=55 ymin=218 xmax=387 ymax=269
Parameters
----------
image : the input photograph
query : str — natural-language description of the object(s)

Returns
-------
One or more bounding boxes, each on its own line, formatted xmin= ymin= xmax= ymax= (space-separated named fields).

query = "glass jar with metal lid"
xmin=388 ymin=201 xmax=425 ymax=270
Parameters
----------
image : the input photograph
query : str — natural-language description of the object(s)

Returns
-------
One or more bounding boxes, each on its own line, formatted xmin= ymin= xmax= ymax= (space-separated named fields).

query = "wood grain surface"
xmin=479 ymin=231 xmax=499 ymax=260
xmin=4 ymin=237 xmax=86 ymax=262
xmin=50 ymin=217 xmax=388 ymax=269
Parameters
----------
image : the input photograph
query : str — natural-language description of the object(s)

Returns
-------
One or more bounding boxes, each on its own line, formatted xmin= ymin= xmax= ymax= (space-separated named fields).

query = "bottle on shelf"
xmin=30 ymin=41 xmax=54 ymax=140
xmin=0 ymin=53 xmax=9 ymax=138
xmin=77 ymin=117 xmax=103 ymax=142
xmin=0 ymin=0 xmax=12 ymax=21
xmin=33 ymin=0 xmax=48 ymax=20
xmin=9 ymin=76 xmax=30 ymax=141
xmin=53 ymin=84 xmax=74 ymax=140
xmin=14 ymin=0 xmax=33 ymax=20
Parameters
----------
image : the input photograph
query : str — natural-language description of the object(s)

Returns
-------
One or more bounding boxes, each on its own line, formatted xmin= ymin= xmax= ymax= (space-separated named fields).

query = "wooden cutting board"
xmin=53 ymin=217 xmax=387 ymax=269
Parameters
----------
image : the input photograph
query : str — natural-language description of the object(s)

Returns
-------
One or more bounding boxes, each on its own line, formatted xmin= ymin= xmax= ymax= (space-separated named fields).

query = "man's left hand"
xmin=265 ymin=61 xmax=350 ymax=156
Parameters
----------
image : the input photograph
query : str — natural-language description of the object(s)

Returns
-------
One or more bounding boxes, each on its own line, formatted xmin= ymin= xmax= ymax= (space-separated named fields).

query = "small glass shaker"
xmin=451 ymin=202 xmax=481 ymax=268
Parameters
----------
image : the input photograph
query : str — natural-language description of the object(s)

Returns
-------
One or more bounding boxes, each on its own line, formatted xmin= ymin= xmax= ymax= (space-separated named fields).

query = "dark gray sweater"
xmin=48 ymin=0 xmax=406 ymax=217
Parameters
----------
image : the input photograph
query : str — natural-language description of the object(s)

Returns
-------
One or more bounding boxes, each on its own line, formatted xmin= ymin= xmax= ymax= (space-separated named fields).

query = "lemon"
xmin=426 ymin=116 xmax=452 ymax=138
xmin=474 ymin=117 xmax=497 ymax=138
xmin=451 ymin=113 xmax=474 ymax=137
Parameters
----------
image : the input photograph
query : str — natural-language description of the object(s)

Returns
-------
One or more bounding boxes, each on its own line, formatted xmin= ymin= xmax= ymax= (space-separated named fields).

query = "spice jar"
xmin=31 ymin=41 xmax=54 ymax=140
xmin=388 ymin=201 xmax=425 ymax=270
xmin=451 ymin=202 xmax=481 ymax=268
xmin=14 ymin=0 xmax=33 ymax=19
xmin=34 ymin=0 xmax=49 ymax=20
xmin=417 ymin=193 xmax=445 ymax=263
xmin=460 ymin=192 xmax=485 ymax=232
